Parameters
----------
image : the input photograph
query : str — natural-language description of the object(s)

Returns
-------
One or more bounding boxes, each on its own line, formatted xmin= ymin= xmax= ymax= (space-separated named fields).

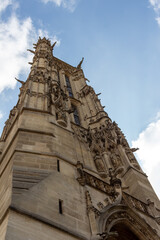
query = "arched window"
xmin=72 ymin=105 xmax=80 ymax=125
xmin=65 ymin=75 xmax=73 ymax=97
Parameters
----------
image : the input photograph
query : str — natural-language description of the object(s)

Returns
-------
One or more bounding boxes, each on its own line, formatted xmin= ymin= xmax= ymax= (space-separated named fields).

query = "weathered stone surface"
xmin=0 ymin=37 xmax=159 ymax=240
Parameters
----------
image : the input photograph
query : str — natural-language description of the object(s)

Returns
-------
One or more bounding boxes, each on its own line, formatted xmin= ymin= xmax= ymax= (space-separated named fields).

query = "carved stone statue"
xmin=50 ymin=81 xmax=68 ymax=126
xmin=94 ymin=156 xmax=106 ymax=177
xmin=110 ymin=149 xmax=122 ymax=169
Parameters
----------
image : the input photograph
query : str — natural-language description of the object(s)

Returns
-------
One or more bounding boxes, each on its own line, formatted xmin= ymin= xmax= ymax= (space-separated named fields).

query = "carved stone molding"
xmin=86 ymin=190 xmax=100 ymax=217
xmin=29 ymin=70 xmax=50 ymax=83
xmin=123 ymin=192 xmax=151 ymax=217
xmin=79 ymin=85 xmax=95 ymax=98
xmin=104 ymin=210 xmax=158 ymax=240
xmin=88 ymin=111 xmax=109 ymax=124
xmin=76 ymin=164 xmax=158 ymax=221
xmin=53 ymin=57 xmax=76 ymax=74
xmin=76 ymin=165 xmax=113 ymax=195
xmin=113 ymin=121 xmax=141 ymax=171
xmin=72 ymin=69 xmax=84 ymax=81
xmin=26 ymin=90 xmax=49 ymax=98
xmin=73 ymin=121 xmax=125 ymax=177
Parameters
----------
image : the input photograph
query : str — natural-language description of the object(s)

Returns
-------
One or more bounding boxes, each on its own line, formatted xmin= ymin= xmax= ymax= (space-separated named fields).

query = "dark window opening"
xmin=57 ymin=159 xmax=60 ymax=172
xmin=72 ymin=105 xmax=80 ymax=125
xmin=111 ymin=223 xmax=140 ymax=240
xmin=59 ymin=199 xmax=63 ymax=214
xmin=65 ymin=75 xmax=73 ymax=97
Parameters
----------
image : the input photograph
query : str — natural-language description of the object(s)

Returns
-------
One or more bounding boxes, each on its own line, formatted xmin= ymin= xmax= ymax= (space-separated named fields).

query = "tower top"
xmin=33 ymin=37 xmax=57 ymax=51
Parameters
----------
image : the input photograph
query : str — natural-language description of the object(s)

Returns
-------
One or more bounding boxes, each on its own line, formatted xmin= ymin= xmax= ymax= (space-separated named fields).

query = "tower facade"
xmin=0 ymin=37 xmax=160 ymax=240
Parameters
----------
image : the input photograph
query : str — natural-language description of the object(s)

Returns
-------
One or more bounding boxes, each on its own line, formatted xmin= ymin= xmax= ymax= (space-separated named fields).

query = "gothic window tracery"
xmin=72 ymin=104 xmax=80 ymax=125
xmin=65 ymin=75 xmax=73 ymax=97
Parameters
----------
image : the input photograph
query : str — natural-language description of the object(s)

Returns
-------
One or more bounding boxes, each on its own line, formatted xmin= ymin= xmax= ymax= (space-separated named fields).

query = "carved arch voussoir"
xmin=98 ymin=205 xmax=159 ymax=240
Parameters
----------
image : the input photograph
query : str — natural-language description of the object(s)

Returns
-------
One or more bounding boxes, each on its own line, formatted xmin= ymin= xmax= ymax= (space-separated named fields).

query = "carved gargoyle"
xmin=15 ymin=77 xmax=25 ymax=85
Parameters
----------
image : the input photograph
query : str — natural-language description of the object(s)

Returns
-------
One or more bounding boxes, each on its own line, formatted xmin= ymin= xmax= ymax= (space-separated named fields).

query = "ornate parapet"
xmin=74 ymin=120 xmax=126 ymax=178
xmin=123 ymin=192 xmax=152 ymax=217
xmin=76 ymin=162 xmax=113 ymax=194
xmin=76 ymin=162 xmax=160 ymax=224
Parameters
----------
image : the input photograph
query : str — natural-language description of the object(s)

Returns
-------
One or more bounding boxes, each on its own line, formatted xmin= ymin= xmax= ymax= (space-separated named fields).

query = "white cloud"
xmin=156 ymin=16 xmax=160 ymax=25
xmin=132 ymin=112 xmax=160 ymax=198
xmin=0 ymin=0 xmax=13 ymax=13
xmin=149 ymin=0 xmax=160 ymax=11
xmin=149 ymin=0 xmax=160 ymax=26
xmin=0 ymin=1 xmax=60 ymax=93
xmin=0 ymin=14 xmax=34 ymax=92
xmin=0 ymin=111 xmax=3 ymax=119
xmin=41 ymin=0 xmax=77 ymax=12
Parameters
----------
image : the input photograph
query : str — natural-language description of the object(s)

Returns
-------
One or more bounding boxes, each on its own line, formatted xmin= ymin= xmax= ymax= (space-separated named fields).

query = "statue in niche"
xmin=110 ymin=149 xmax=122 ymax=169
xmin=113 ymin=122 xmax=141 ymax=171
xmin=51 ymin=82 xmax=61 ymax=104
xmin=89 ymin=122 xmax=116 ymax=158
xmin=50 ymin=81 xmax=68 ymax=126
xmin=94 ymin=156 xmax=106 ymax=174
xmin=113 ymin=121 xmax=129 ymax=147
xmin=88 ymin=128 xmax=106 ymax=161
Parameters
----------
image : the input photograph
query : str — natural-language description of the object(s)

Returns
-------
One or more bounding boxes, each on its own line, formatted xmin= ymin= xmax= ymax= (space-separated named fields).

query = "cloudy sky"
xmin=0 ymin=0 xmax=160 ymax=198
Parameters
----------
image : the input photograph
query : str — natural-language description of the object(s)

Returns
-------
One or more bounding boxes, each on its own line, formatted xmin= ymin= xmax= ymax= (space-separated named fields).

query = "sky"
xmin=0 ymin=0 xmax=160 ymax=199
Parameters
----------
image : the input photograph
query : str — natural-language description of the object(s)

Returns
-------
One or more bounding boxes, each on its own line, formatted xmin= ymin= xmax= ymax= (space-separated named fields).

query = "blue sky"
xmin=0 ymin=0 xmax=160 ymax=198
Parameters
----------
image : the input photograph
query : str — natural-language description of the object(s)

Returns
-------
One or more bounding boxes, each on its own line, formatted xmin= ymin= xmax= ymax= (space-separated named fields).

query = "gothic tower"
xmin=0 ymin=37 xmax=160 ymax=240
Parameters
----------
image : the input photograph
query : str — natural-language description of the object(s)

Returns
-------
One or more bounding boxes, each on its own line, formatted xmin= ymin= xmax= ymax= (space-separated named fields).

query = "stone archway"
xmin=111 ymin=222 xmax=140 ymax=240
xmin=97 ymin=205 xmax=159 ymax=240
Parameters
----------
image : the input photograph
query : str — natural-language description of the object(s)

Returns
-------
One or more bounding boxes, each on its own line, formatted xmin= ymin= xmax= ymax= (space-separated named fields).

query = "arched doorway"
xmin=98 ymin=205 xmax=158 ymax=240
xmin=111 ymin=223 xmax=140 ymax=240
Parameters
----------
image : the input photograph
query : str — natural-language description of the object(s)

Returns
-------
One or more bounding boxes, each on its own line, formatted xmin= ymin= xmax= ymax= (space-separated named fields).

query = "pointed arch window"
xmin=65 ymin=75 xmax=73 ymax=97
xmin=72 ymin=105 xmax=80 ymax=125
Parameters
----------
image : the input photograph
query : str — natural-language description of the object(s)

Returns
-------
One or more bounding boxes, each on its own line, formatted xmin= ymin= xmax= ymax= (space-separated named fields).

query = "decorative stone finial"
xmin=51 ymin=41 xmax=57 ymax=50
xmin=77 ymin=57 xmax=84 ymax=69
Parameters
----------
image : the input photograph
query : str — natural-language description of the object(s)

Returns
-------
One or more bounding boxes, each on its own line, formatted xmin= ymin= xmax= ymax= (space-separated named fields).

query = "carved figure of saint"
xmin=95 ymin=157 xmax=105 ymax=173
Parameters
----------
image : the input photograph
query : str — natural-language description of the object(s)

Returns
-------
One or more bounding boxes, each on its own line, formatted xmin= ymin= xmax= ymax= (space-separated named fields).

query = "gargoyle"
xmin=15 ymin=78 xmax=25 ymax=85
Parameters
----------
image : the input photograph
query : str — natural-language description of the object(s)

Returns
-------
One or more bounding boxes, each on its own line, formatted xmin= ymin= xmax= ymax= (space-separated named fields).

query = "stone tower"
xmin=0 ymin=37 xmax=160 ymax=240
